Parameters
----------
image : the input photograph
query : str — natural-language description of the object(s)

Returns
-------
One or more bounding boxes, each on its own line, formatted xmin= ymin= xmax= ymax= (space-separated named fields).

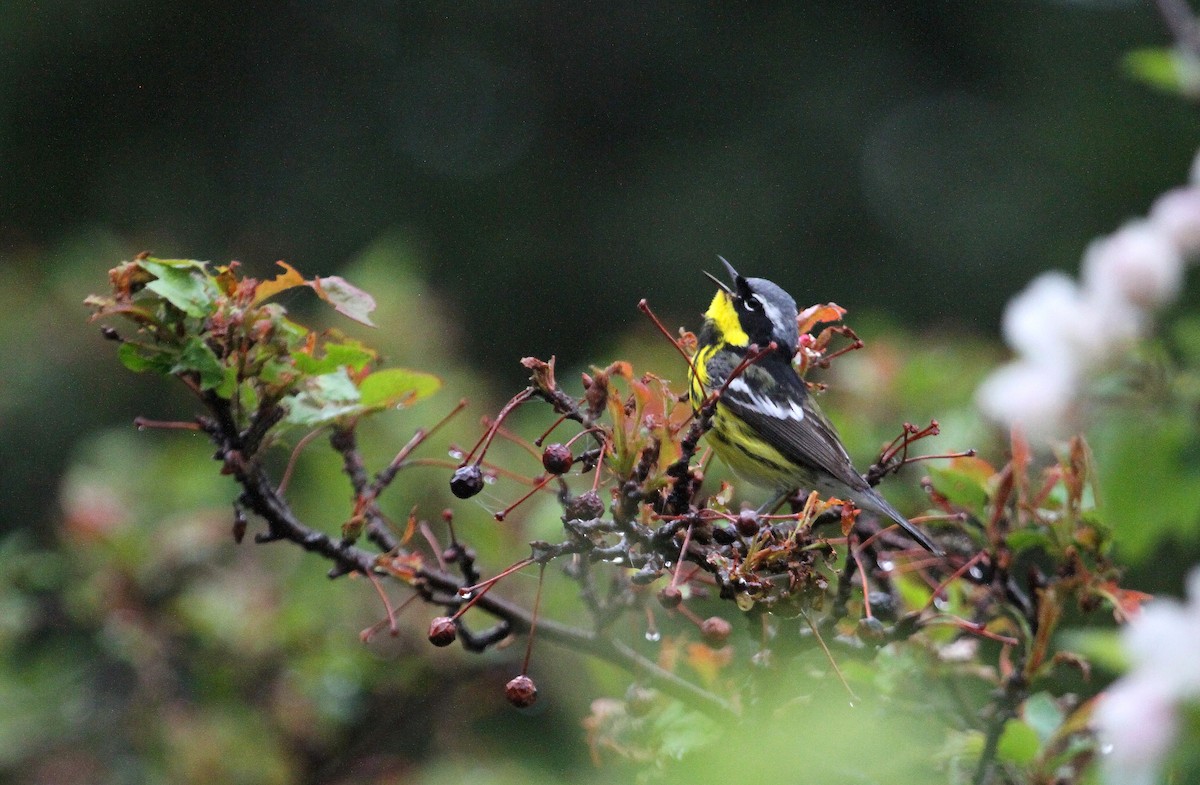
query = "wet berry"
xmin=735 ymin=509 xmax=760 ymax=537
xmin=505 ymin=674 xmax=538 ymax=708
xmin=428 ymin=616 xmax=457 ymax=647
xmin=450 ymin=464 xmax=484 ymax=499
xmin=657 ymin=585 xmax=683 ymax=609
xmin=700 ymin=616 xmax=733 ymax=647
xmin=541 ymin=443 xmax=574 ymax=475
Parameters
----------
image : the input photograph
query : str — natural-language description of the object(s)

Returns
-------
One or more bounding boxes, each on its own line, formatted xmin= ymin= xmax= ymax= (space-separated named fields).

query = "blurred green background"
xmin=3 ymin=1 xmax=1200 ymax=783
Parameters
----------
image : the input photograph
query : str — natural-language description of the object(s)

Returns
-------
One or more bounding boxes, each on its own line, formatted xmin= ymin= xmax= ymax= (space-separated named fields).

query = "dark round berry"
xmin=565 ymin=489 xmax=604 ymax=521
xmin=541 ymin=443 xmax=574 ymax=475
xmin=505 ymin=674 xmax=538 ymax=708
xmin=657 ymin=585 xmax=683 ymax=609
xmin=735 ymin=509 xmax=760 ymax=537
xmin=428 ymin=616 xmax=457 ymax=647
xmin=700 ymin=616 xmax=733 ymax=647
xmin=450 ymin=464 xmax=485 ymax=499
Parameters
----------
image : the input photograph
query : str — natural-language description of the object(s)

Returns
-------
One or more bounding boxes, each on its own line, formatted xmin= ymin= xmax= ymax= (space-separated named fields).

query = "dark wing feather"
xmin=718 ymin=358 xmax=868 ymax=492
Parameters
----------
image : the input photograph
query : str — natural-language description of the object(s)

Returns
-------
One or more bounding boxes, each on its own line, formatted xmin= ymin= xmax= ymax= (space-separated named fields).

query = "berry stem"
xmin=521 ymin=563 xmax=547 ymax=674
xmin=638 ymin=298 xmax=702 ymax=382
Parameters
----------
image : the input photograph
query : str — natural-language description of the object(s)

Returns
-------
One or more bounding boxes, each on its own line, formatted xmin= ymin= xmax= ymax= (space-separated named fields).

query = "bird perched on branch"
xmin=689 ymin=257 xmax=941 ymax=555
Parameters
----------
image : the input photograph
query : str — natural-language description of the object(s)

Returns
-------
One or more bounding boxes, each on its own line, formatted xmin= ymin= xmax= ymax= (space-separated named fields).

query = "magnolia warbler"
xmin=689 ymin=257 xmax=941 ymax=555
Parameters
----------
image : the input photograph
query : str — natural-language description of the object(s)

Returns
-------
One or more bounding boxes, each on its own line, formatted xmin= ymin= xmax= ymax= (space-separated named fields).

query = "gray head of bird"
xmin=704 ymin=256 xmax=800 ymax=356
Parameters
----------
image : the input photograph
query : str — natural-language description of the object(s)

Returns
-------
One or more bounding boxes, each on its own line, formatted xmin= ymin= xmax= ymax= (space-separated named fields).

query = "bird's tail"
xmin=856 ymin=487 xmax=943 ymax=556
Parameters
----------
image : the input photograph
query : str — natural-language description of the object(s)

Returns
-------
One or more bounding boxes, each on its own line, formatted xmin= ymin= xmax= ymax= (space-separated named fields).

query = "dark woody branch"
xmin=201 ymin=393 xmax=738 ymax=719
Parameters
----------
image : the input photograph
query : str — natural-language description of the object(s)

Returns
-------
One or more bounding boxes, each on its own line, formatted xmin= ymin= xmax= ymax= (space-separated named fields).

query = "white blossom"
xmin=1096 ymin=568 xmax=1200 ymax=785
xmin=1001 ymin=271 xmax=1140 ymax=376
xmin=1081 ymin=220 xmax=1185 ymax=311
xmin=1149 ymin=186 xmax=1200 ymax=257
xmin=979 ymin=154 xmax=1194 ymax=439
xmin=1001 ymin=272 xmax=1085 ymax=364
xmin=974 ymin=359 xmax=1076 ymax=440
xmin=1096 ymin=675 xmax=1178 ymax=785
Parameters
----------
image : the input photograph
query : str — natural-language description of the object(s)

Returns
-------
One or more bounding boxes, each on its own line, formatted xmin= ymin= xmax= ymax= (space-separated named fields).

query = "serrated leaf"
xmin=928 ymin=461 xmax=990 ymax=515
xmin=171 ymin=337 xmax=225 ymax=390
xmin=292 ymin=340 xmax=377 ymax=376
xmin=141 ymin=259 xmax=219 ymax=318
xmin=797 ymin=302 xmax=846 ymax=335
xmin=358 ymin=368 xmax=441 ymax=410
xmin=312 ymin=276 xmax=376 ymax=326
xmin=259 ymin=357 xmax=297 ymax=387
xmin=281 ymin=369 xmax=362 ymax=426
xmin=252 ymin=261 xmax=308 ymax=305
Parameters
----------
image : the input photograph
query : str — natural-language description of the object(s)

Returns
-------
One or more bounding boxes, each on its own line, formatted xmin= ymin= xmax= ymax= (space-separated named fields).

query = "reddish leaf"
xmin=797 ymin=302 xmax=846 ymax=335
xmin=252 ymin=261 xmax=308 ymax=304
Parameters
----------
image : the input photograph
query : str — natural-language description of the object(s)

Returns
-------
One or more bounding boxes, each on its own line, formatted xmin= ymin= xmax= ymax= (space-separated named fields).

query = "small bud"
xmin=100 ymin=326 xmax=121 ymax=341
xmin=700 ymin=616 xmax=732 ymax=647
xmin=428 ymin=616 xmax=457 ymax=647
xmin=857 ymin=616 xmax=887 ymax=643
xmin=450 ymin=464 xmax=485 ymax=499
xmin=735 ymin=509 xmax=759 ymax=537
xmin=657 ymin=585 xmax=683 ymax=609
xmin=541 ymin=443 xmax=574 ymax=475
xmin=505 ymin=674 xmax=538 ymax=708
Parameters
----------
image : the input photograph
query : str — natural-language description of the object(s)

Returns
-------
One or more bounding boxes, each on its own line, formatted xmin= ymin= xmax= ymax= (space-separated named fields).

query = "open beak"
xmin=704 ymin=255 xmax=740 ymax=294
xmin=703 ymin=269 xmax=732 ymax=294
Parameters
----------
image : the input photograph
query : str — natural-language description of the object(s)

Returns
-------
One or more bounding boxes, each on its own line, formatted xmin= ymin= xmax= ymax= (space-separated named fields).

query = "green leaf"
xmin=1092 ymin=412 xmax=1200 ymax=560
xmin=1023 ymin=692 xmax=1064 ymax=745
xmin=996 ymin=719 xmax=1040 ymax=765
xmin=1124 ymin=47 xmax=1200 ymax=97
xmin=927 ymin=457 xmax=992 ymax=515
xmin=281 ymin=369 xmax=362 ymax=426
xmin=292 ymin=340 xmax=377 ymax=376
xmin=214 ymin=365 xmax=239 ymax=400
xmin=171 ymin=337 xmax=225 ymax=391
xmin=259 ymin=356 xmax=297 ymax=387
xmin=358 ymin=368 xmax=441 ymax=411
xmin=116 ymin=342 xmax=175 ymax=375
xmin=312 ymin=275 xmax=376 ymax=326
xmin=141 ymin=259 xmax=220 ymax=318
xmin=1005 ymin=529 xmax=1054 ymax=553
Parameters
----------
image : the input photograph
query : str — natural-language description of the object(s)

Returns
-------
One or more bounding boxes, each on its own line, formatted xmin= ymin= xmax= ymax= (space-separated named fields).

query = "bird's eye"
xmin=743 ymin=295 xmax=761 ymax=312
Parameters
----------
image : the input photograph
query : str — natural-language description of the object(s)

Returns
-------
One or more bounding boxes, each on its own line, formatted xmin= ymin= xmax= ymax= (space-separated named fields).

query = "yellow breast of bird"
xmin=690 ymin=344 xmax=797 ymax=490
